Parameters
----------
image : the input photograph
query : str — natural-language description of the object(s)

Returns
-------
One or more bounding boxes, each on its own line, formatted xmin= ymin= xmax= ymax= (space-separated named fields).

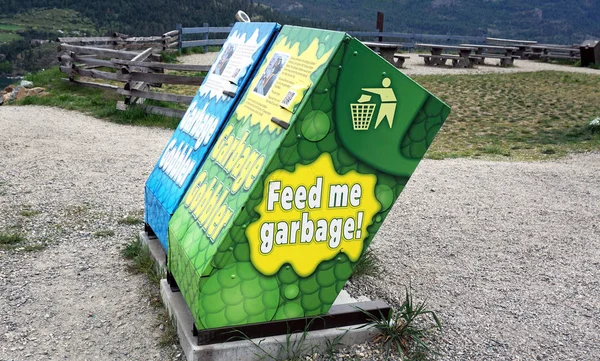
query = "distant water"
xmin=0 ymin=76 xmax=14 ymax=89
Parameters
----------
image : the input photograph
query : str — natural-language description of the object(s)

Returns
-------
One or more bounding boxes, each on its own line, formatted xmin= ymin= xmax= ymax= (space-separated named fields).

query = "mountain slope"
xmin=256 ymin=0 xmax=600 ymax=43
xmin=0 ymin=0 xmax=316 ymax=36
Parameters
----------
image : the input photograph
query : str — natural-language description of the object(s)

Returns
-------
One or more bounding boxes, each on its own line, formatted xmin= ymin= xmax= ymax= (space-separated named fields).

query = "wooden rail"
xmin=349 ymin=31 xmax=486 ymax=50
xmin=58 ymin=30 xmax=180 ymax=52
xmin=177 ymin=23 xmax=232 ymax=52
xmin=58 ymin=33 xmax=210 ymax=118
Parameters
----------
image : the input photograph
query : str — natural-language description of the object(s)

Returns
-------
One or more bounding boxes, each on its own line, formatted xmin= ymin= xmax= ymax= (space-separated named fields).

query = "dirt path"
xmin=1 ymin=105 xmax=598 ymax=360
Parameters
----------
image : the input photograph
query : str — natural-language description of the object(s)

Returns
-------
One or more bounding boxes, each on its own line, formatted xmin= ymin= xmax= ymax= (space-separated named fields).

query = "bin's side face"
xmin=167 ymin=25 xmax=348 ymax=330
xmin=188 ymin=37 xmax=451 ymax=327
xmin=144 ymin=22 xmax=280 ymax=250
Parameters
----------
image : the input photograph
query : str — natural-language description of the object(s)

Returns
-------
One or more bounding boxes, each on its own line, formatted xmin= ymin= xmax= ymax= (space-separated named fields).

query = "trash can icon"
xmin=351 ymin=103 xmax=376 ymax=130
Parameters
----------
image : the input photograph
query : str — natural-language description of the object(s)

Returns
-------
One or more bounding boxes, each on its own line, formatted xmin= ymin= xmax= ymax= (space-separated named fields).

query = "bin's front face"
xmin=144 ymin=22 xmax=279 ymax=250
xmin=169 ymin=30 xmax=450 ymax=331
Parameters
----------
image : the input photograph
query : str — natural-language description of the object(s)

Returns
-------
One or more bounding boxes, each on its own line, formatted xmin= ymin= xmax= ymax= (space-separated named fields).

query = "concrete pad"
xmin=334 ymin=290 xmax=359 ymax=305
xmin=160 ymin=280 xmax=380 ymax=361
xmin=139 ymin=231 xmax=167 ymax=276
xmin=139 ymin=231 xmax=381 ymax=361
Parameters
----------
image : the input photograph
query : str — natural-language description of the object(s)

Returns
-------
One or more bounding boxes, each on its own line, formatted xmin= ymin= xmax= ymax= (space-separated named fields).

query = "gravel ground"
xmin=1 ymin=54 xmax=599 ymax=361
xmin=0 ymin=106 xmax=182 ymax=360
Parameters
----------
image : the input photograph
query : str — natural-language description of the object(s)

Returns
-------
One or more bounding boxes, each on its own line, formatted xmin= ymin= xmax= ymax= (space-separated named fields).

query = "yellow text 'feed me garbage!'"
xmin=246 ymin=153 xmax=380 ymax=277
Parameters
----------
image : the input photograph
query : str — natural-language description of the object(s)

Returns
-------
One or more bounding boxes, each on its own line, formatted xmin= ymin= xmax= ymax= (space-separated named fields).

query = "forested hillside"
xmin=0 ymin=0 xmax=324 ymax=74
xmin=0 ymin=0 xmax=323 ymax=36
xmin=257 ymin=0 xmax=600 ymax=43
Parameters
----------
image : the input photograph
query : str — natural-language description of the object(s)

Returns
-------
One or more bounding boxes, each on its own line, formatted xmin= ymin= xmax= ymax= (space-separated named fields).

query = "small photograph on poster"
xmin=213 ymin=43 xmax=237 ymax=76
xmin=253 ymin=52 xmax=289 ymax=96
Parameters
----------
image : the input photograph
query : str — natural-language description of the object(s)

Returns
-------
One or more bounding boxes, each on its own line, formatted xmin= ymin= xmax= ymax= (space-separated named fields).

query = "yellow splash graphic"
xmin=235 ymin=36 xmax=334 ymax=133
xmin=246 ymin=153 xmax=380 ymax=277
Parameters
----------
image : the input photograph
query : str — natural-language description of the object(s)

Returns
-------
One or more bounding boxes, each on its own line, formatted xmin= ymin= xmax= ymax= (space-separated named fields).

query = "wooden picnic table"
xmin=459 ymin=44 xmax=520 ymax=66
xmin=415 ymin=43 xmax=477 ymax=68
xmin=486 ymin=37 xmax=537 ymax=46
xmin=530 ymin=45 xmax=579 ymax=53
xmin=525 ymin=44 xmax=580 ymax=61
xmin=460 ymin=44 xmax=519 ymax=55
xmin=362 ymin=41 xmax=408 ymax=68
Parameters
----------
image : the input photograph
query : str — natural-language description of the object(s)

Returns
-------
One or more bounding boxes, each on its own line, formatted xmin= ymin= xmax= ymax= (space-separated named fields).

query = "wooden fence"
xmin=177 ymin=23 xmax=232 ymax=52
xmin=175 ymin=25 xmax=488 ymax=52
xmin=58 ymin=33 xmax=209 ymax=118
xmin=58 ymin=31 xmax=179 ymax=52
xmin=348 ymin=31 xmax=486 ymax=49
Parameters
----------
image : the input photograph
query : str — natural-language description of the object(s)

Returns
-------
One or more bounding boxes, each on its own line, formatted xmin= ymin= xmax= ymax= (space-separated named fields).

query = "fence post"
xmin=176 ymin=23 xmax=182 ymax=53
xmin=203 ymin=23 xmax=209 ymax=53
xmin=376 ymin=12 xmax=384 ymax=43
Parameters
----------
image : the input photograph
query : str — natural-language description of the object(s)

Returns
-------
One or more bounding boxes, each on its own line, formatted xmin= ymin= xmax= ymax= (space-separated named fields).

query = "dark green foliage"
xmin=0 ymin=61 xmax=12 ymax=74
xmin=0 ymin=1 xmax=319 ymax=37
xmin=260 ymin=0 xmax=600 ymax=44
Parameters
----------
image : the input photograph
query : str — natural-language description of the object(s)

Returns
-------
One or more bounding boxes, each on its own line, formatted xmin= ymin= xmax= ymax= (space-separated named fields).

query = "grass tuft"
xmin=352 ymin=248 xmax=380 ymax=278
xmin=118 ymin=214 xmax=144 ymax=225
xmin=121 ymin=237 xmax=162 ymax=285
xmin=93 ymin=229 xmax=115 ymax=237
xmin=358 ymin=285 xmax=442 ymax=360
xmin=238 ymin=317 xmax=342 ymax=361
xmin=0 ymin=232 xmax=25 ymax=247
xmin=121 ymin=238 xmax=177 ymax=350
xmin=20 ymin=205 xmax=40 ymax=217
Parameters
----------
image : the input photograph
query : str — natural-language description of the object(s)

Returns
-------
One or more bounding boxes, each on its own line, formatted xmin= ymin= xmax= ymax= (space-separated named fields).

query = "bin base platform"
xmin=140 ymin=231 xmax=388 ymax=361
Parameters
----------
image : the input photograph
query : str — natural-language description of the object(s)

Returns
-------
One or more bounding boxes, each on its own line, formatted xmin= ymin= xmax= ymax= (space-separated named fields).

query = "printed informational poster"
xmin=144 ymin=22 xmax=280 ymax=250
xmin=168 ymin=26 xmax=451 ymax=331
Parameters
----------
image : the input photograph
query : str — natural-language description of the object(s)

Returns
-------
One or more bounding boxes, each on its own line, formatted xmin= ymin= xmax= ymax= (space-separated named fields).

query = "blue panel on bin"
xmin=145 ymin=22 xmax=280 ymax=250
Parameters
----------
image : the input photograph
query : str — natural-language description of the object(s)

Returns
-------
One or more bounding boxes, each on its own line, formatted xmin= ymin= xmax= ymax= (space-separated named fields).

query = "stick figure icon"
xmin=358 ymin=77 xmax=397 ymax=129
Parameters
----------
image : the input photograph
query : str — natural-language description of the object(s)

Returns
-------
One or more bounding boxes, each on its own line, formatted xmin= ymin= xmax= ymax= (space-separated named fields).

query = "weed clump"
xmin=360 ymin=285 xmax=442 ymax=360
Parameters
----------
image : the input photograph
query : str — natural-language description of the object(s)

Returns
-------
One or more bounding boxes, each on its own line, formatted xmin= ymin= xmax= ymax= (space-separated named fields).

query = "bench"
xmin=469 ymin=54 xmax=517 ymax=66
xmin=419 ymin=54 xmax=474 ymax=68
xmin=486 ymin=37 xmax=537 ymax=46
xmin=539 ymin=53 xmax=580 ymax=62
xmin=522 ymin=51 xmax=543 ymax=60
xmin=363 ymin=41 xmax=406 ymax=68
xmin=393 ymin=53 xmax=410 ymax=68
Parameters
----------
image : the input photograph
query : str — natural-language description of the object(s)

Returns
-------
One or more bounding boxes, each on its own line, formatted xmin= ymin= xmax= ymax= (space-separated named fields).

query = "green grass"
xmin=359 ymin=285 xmax=442 ymax=360
xmin=118 ymin=214 xmax=144 ymax=225
xmin=0 ymin=32 xmax=22 ymax=43
xmin=93 ymin=229 xmax=115 ymax=237
xmin=0 ymin=232 xmax=25 ymax=248
xmin=121 ymin=238 xmax=178 ymax=350
xmin=20 ymin=209 xmax=40 ymax=217
xmin=239 ymin=317 xmax=343 ymax=361
xmin=23 ymin=243 xmax=48 ymax=252
xmin=1 ymin=9 xmax=98 ymax=34
xmin=0 ymin=23 xmax=26 ymax=31
xmin=17 ymin=65 xmax=600 ymax=161
xmin=121 ymin=237 xmax=163 ymax=284
xmin=413 ymin=71 xmax=600 ymax=160
xmin=18 ymin=67 xmax=180 ymax=129
xmin=351 ymin=248 xmax=380 ymax=278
